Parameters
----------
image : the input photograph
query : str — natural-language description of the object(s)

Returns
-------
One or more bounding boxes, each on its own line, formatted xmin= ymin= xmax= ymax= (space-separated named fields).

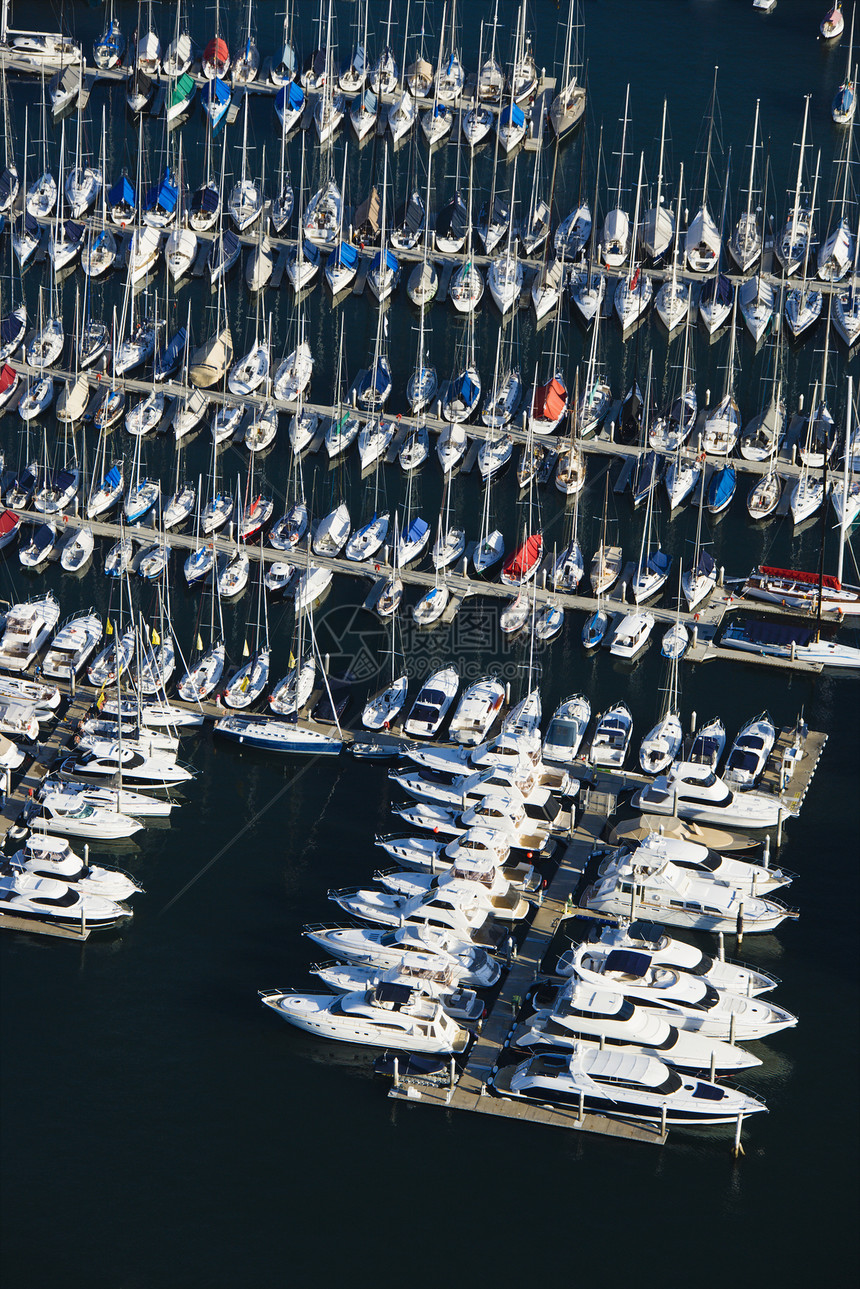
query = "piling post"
xmin=763 ymin=835 xmax=771 ymax=869
xmin=578 ymin=1090 xmax=585 ymax=1123
xmin=84 ymin=844 xmax=89 ymax=868
xmin=691 ymin=711 xmax=697 ymax=733
xmin=393 ymin=1056 xmax=399 ymax=1090
xmin=736 ymin=904 xmax=745 ymax=947
xmin=718 ymin=931 xmax=725 ymax=961
xmin=730 ymin=1013 xmax=737 ymax=1047
xmin=661 ymin=1104 xmax=667 ymax=1138
xmin=733 ymin=1113 xmax=745 ymax=1157
xmin=449 ymin=1056 xmax=455 ymax=1090
xmin=709 ymin=1052 xmax=716 ymax=1081
xmin=777 ymin=808 xmax=784 ymax=848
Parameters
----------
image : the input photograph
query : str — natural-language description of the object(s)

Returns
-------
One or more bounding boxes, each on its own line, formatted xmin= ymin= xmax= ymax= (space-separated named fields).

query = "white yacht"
xmin=560 ymin=921 xmax=778 ymax=996
xmin=633 ymin=761 xmax=789 ymax=830
xmin=6 ymin=835 xmax=140 ymax=902
xmin=494 ymin=1045 xmax=766 ymax=1126
xmin=304 ymin=924 xmax=501 ymax=988
xmin=543 ymin=696 xmax=591 ymax=765
xmin=36 ymin=778 xmax=174 ymax=819
xmin=516 ymin=980 xmax=761 ymax=1073
xmin=610 ymin=612 xmax=655 ymax=659
xmin=723 ymin=713 xmax=777 ymax=789
xmin=589 ymin=703 xmax=633 ymax=769
xmin=25 ymin=789 xmax=143 ymax=841
xmin=609 ymin=831 xmax=791 ymax=896
xmin=259 ymin=981 xmax=469 ymax=1054
xmin=311 ymin=963 xmax=484 ymax=1023
xmin=562 ymin=943 xmax=797 ymax=1040
xmin=0 ymin=870 xmax=129 ymax=931
xmin=583 ymin=850 xmax=796 ymax=935
xmin=329 ymin=882 xmax=510 ymax=942
xmin=59 ymin=745 xmax=195 ymax=790
xmin=0 ymin=676 xmax=60 ymax=720
xmin=403 ymin=667 xmax=460 ymax=738
xmin=448 ymin=678 xmax=505 ymax=746
xmin=0 ymin=594 xmax=60 ymax=673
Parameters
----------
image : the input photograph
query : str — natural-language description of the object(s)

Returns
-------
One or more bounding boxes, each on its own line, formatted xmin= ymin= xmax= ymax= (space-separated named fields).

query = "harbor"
xmin=1 ymin=1 xmax=859 ymax=1286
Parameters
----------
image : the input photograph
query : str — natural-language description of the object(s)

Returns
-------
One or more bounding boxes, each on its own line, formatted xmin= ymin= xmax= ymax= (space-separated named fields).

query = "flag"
xmin=96 ymin=687 xmax=106 ymax=711
xmin=631 ymin=266 xmax=641 ymax=291
xmin=105 ymin=620 xmax=113 ymax=636
xmin=289 ymin=651 xmax=296 ymax=668
xmin=196 ymin=633 xmax=203 ymax=652
xmin=151 ymin=626 xmax=160 ymax=646
xmin=242 ymin=639 xmax=250 ymax=658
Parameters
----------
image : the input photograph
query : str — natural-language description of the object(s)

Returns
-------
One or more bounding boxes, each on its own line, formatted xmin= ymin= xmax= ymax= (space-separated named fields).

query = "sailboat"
xmin=833 ymin=5 xmax=856 ymax=123
xmin=614 ymin=153 xmax=653 ymax=332
xmin=94 ymin=2 xmax=125 ymax=70
xmin=685 ymin=70 xmax=723 ymax=274
xmin=227 ymin=95 xmax=262 ymax=232
xmin=682 ymin=470 xmax=717 ymax=611
xmin=601 ymin=86 xmax=632 ymax=271
xmin=549 ymin=0 xmax=586 ymax=138
xmin=775 ymin=96 xmax=814 ymax=276
xmin=729 ymin=100 xmax=764 ymax=272
xmin=362 ymin=620 xmax=409 ymax=731
xmin=639 ymin=646 xmax=683 ymax=775
xmin=700 ymin=297 xmax=741 ymax=455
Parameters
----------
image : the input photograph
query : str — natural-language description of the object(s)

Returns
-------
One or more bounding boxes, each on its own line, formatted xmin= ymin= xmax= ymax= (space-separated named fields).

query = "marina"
xmin=1 ymin=1 xmax=859 ymax=1285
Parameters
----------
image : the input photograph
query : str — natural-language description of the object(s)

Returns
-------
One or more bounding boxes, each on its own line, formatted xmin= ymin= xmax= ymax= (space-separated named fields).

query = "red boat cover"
xmin=204 ymin=38 xmax=229 ymax=65
xmin=503 ymin=533 xmax=543 ymax=580
xmin=0 ymin=509 xmax=20 ymax=536
xmin=0 ymin=364 xmax=16 ymax=394
xmin=532 ymin=377 xmax=566 ymax=422
xmin=758 ymin=565 xmax=841 ymax=591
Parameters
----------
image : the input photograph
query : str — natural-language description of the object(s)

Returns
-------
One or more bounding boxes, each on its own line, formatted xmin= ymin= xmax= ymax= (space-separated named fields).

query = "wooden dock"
xmin=387 ymin=785 xmax=666 ymax=1144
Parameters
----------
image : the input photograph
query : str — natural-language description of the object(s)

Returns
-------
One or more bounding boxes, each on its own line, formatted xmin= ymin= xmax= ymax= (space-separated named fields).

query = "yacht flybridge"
xmin=259 ymin=981 xmax=469 ymax=1055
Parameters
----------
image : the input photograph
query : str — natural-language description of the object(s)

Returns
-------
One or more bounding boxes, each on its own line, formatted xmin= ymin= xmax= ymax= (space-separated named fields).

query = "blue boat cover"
xmin=725 ymin=619 xmax=813 ymax=648
xmin=432 ymin=102 xmax=448 ymax=119
xmin=500 ymin=103 xmax=525 ymax=128
xmin=648 ymin=549 xmax=672 ymax=576
xmin=289 ymin=81 xmax=305 ymax=110
xmin=333 ymin=240 xmax=359 ymax=268
xmin=63 ymin=219 xmax=84 ymax=243
xmin=371 ymin=358 xmax=390 ymax=394
xmin=458 ymin=371 xmax=478 ymax=404
xmin=362 ymin=88 xmax=378 ymax=113
xmin=192 ymin=186 xmax=219 ymax=213
xmin=145 ymin=172 xmax=178 ymax=213
xmin=371 ymin=249 xmax=398 ymax=274
xmin=0 ymin=169 xmax=13 ymax=203
xmin=835 ymin=85 xmax=855 ymax=113
xmin=24 ymin=211 xmax=39 ymax=235
xmin=709 ymin=467 xmax=736 ymax=508
xmin=204 ymin=77 xmax=231 ymax=107
xmin=696 ymin=549 xmax=716 ymax=577
xmin=405 ymin=517 xmax=429 ymax=543
xmin=105 ymin=465 xmax=121 ymax=490
xmin=0 ymin=312 xmax=23 ymax=345
xmin=221 ymin=231 xmax=240 ymax=257
xmin=109 ymin=175 xmax=135 ymax=208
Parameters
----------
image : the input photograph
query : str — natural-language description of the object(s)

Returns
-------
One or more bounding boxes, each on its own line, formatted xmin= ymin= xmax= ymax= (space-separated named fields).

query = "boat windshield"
xmin=546 ymin=719 xmax=579 ymax=748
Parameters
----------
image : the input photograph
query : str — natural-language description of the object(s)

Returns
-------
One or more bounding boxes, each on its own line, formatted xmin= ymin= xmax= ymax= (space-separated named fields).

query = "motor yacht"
xmin=330 ymin=879 xmax=518 ymax=941
xmin=611 ymin=831 xmax=791 ymax=896
xmin=22 ymin=790 xmax=143 ymax=841
xmin=583 ymin=851 xmax=796 ymax=935
xmin=588 ymin=702 xmax=633 ymax=768
xmin=447 ymin=679 xmax=505 ymax=747
xmin=515 ymin=980 xmax=761 ymax=1073
xmin=311 ymin=963 xmax=484 ymax=1023
xmin=5 ymin=835 xmax=140 ymax=901
xmin=723 ymin=713 xmax=777 ymax=790
xmin=634 ymin=760 xmax=789 ymax=830
xmin=561 ymin=943 xmax=796 ymax=1040
xmin=37 ymin=778 xmax=174 ymax=819
xmin=559 ymin=920 xmax=778 ymax=996
xmin=493 ymin=1046 xmax=765 ymax=1126
xmin=304 ymin=924 xmax=501 ymax=989
xmin=403 ymin=667 xmax=459 ymax=738
xmin=59 ymin=745 xmax=195 ymax=790
xmin=0 ymin=870 xmax=129 ymax=931
xmin=0 ymin=594 xmax=60 ymax=673
xmin=609 ymin=612 xmax=655 ymax=660
xmin=543 ymin=696 xmax=591 ymax=765
xmin=259 ymin=981 xmax=469 ymax=1054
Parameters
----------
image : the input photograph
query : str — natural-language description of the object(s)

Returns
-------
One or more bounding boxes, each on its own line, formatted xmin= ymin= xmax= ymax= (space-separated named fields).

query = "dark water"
xmin=2 ymin=3 xmax=859 ymax=1286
